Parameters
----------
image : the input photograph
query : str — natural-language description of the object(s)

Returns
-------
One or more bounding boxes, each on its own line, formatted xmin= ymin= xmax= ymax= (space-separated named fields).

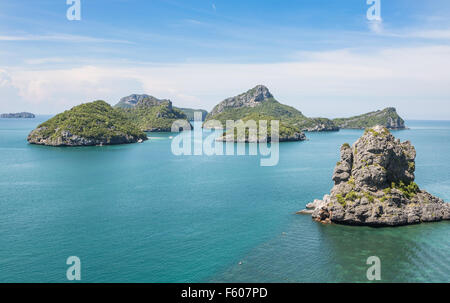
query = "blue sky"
xmin=1 ymin=0 xmax=450 ymax=118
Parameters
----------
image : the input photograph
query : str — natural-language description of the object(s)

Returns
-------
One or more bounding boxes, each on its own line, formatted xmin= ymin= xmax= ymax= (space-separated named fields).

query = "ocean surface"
xmin=0 ymin=117 xmax=449 ymax=283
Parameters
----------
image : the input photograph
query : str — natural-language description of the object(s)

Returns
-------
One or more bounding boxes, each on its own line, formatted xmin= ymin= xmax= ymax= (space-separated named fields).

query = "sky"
xmin=0 ymin=0 xmax=450 ymax=119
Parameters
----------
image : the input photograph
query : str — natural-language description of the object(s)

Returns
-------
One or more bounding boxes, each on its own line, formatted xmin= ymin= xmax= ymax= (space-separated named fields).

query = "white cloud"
xmin=0 ymin=69 xmax=12 ymax=86
xmin=409 ymin=29 xmax=450 ymax=40
xmin=368 ymin=20 xmax=383 ymax=34
xmin=0 ymin=34 xmax=132 ymax=44
xmin=1 ymin=45 xmax=450 ymax=118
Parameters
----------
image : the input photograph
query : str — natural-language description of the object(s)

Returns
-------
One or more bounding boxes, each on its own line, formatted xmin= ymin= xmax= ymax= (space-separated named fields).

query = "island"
xmin=298 ymin=125 xmax=450 ymax=226
xmin=204 ymin=85 xmax=339 ymax=134
xmin=333 ymin=107 xmax=405 ymax=129
xmin=1 ymin=112 xmax=35 ymax=118
xmin=115 ymin=94 xmax=192 ymax=132
xmin=27 ymin=100 xmax=148 ymax=146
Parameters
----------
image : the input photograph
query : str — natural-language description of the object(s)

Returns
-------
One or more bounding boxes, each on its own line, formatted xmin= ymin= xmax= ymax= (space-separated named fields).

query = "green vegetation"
xmin=342 ymin=143 xmax=350 ymax=148
xmin=336 ymin=191 xmax=359 ymax=207
xmin=380 ymin=196 xmax=391 ymax=202
xmin=346 ymin=191 xmax=359 ymax=201
xmin=348 ymin=176 xmax=355 ymax=186
xmin=205 ymin=98 xmax=337 ymax=131
xmin=336 ymin=194 xmax=347 ymax=207
xmin=390 ymin=181 xmax=420 ymax=199
xmin=114 ymin=94 xmax=191 ymax=132
xmin=119 ymin=102 xmax=189 ymax=132
xmin=220 ymin=113 xmax=304 ymax=141
xmin=333 ymin=107 xmax=405 ymax=129
xmin=364 ymin=127 xmax=390 ymax=138
xmin=32 ymin=100 xmax=147 ymax=142
xmin=363 ymin=192 xmax=375 ymax=203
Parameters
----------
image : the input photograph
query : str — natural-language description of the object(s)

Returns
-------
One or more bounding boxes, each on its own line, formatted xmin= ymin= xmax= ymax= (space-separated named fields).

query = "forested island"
xmin=27 ymin=101 xmax=147 ymax=146
xmin=1 ymin=112 xmax=35 ymax=118
xmin=26 ymin=86 xmax=407 ymax=146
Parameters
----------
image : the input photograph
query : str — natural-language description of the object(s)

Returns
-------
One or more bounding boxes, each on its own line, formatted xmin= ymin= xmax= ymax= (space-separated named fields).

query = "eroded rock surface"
xmin=299 ymin=125 xmax=450 ymax=226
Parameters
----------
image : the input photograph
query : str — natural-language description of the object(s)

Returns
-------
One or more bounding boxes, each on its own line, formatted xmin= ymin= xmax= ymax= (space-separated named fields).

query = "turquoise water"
xmin=0 ymin=118 xmax=449 ymax=282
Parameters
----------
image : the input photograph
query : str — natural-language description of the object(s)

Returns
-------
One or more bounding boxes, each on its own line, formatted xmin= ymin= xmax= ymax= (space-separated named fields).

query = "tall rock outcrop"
xmin=208 ymin=85 xmax=274 ymax=117
xmin=298 ymin=125 xmax=450 ymax=226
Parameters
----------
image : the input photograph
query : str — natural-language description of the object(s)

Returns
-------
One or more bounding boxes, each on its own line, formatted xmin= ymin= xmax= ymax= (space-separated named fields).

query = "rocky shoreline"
xmin=27 ymin=101 xmax=148 ymax=147
xmin=297 ymin=125 xmax=450 ymax=226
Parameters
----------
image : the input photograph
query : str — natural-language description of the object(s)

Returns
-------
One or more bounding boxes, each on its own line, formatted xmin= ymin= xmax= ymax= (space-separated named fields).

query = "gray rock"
xmin=209 ymin=85 xmax=273 ymax=117
xmin=299 ymin=125 xmax=450 ymax=227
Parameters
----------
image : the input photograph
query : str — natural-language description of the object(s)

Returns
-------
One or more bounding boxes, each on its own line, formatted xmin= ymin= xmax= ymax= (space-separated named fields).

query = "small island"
xmin=27 ymin=101 xmax=148 ymax=146
xmin=115 ymin=94 xmax=192 ymax=132
xmin=1 ymin=112 xmax=35 ymax=118
xmin=333 ymin=107 xmax=405 ymax=130
xmin=204 ymin=85 xmax=339 ymax=136
xmin=298 ymin=125 xmax=450 ymax=226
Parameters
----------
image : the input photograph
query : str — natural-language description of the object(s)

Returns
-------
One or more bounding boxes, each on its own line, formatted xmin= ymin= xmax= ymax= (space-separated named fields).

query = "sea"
xmin=0 ymin=117 xmax=449 ymax=282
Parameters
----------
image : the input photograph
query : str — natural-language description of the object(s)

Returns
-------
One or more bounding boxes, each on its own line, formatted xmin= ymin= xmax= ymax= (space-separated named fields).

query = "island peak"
xmin=298 ymin=125 xmax=450 ymax=226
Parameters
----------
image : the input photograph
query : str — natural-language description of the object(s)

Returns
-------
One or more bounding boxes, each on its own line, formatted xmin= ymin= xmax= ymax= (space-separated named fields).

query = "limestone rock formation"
xmin=298 ymin=125 xmax=450 ymax=226
xmin=208 ymin=85 xmax=274 ymax=117
xmin=115 ymin=94 xmax=191 ymax=132
xmin=204 ymin=85 xmax=338 ymax=137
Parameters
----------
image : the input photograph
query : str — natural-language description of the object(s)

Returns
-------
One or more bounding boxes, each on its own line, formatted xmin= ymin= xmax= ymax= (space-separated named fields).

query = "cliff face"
xmin=27 ymin=101 xmax=147 ymax=146
xmin=299 ymin=125 xmax=450 ymax=226
xmin=114 ymin=94 xmax=171 ymax=109
xmin=208 ymin=85 xmax=274 ymax=117
xmin=115 ymin=94 xmax=191 ymax=132
xmin=333 ymin=108 xmax=406 ymax=130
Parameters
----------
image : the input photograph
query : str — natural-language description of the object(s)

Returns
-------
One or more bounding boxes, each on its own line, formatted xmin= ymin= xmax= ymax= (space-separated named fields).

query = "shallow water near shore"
xmin=0 ymin=118 xmax=449 ymax=282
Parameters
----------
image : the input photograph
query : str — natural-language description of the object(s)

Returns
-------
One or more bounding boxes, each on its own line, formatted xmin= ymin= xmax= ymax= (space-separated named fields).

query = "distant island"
xmin=27 ymin=101 xmax=147 ymax=146
xmin=203 ymin=85 xmax=406 ymax=142
xmin=25 ymin=87 xmax=409 ymax=146
xmin=1 ymin=112 xmax=35 ymax=118
xmin=204 ymin=85 xmax=339 ymax=136
xmin=334 ymin=107 xmax=405 ymax=129
xmin=114 ymin=94 xmax=192 ymax=132
xmin=298 ymin=125 xmax=450 ymax=226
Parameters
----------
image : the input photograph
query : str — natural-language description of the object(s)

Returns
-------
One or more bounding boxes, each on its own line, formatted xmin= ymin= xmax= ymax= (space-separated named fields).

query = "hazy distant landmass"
xmin=1 ymin=112 xmax=35 ymax=118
